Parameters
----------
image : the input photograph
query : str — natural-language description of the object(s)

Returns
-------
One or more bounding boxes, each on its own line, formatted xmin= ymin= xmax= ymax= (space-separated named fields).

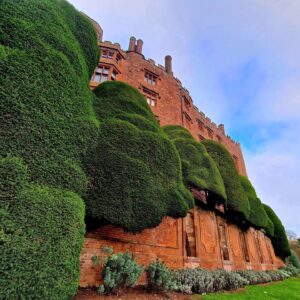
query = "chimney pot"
xmin=165 ymin=55 xmax=172 ymax=74
xmin=128 ymin=36 xmax=136 ymax=51
xmin=136 ymin=39 xmax=143 ymax=54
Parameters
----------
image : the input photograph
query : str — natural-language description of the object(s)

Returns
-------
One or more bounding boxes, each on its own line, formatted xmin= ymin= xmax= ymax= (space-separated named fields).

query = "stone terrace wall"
xmin=79 ymin=207 xmax=284 ymax=287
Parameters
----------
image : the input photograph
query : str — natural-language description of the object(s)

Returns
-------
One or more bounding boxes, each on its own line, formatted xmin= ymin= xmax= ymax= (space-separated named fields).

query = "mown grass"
xmin=194 ymin=277 xmax=300 ymax=300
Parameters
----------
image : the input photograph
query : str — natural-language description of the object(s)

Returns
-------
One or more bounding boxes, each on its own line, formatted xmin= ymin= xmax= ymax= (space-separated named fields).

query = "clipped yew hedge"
xmin=0 ymin=0 xmax=99 ymax=194
xmin=163 ymin=125 xmax=226 ymax=203
xmin=263 ymin=204 xmax=291 ymax=258
xmin=0 ymin=0 xmax=99 ymax=298
xmin=84 ymin=81 xmax=194 ymax=232
xmin=0 ymin=157 xmax=85 ymax=299
xmin=202 ymin=140 xmax=250 ymax=221
xmin=239 ymin=176 xmax=268 ymax=229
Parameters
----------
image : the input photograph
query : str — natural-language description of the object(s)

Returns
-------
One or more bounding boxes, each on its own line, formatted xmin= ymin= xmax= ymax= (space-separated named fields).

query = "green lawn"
xmin=194 ymin=277 xmax=300 ymax=300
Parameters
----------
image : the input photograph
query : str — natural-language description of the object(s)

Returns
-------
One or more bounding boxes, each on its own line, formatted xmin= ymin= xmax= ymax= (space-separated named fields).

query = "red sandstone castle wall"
xmin=78 ymin=22 xmax=284 ymax=288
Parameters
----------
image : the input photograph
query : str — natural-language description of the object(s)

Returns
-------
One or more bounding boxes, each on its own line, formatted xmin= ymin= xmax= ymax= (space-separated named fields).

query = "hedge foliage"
xmin=0 ymin=0 xmax=99 ymax=298
xmin=0 ymin=158 xmax=85 ymax=299
xmin=239 ymin=176 xmax=268 ymax=229
xmin=84 ymin=81 xmax=194 ymax=232
xmin=163 ymin=125 xmax=227 ymax=203
xmin=286 ymin=249 xmax=300 ymax=269
xmin=264 ymin=213 xmax=275 ymax=237
xmin=202 ymin=140 xmax=250 ymax=221
xmin=0 ymin=0 xmax=99 ymax=194
xmin=263 ymin=204 xmax=291 ymax=258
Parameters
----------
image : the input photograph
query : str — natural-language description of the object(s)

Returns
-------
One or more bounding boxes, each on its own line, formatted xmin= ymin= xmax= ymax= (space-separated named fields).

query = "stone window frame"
xmin=144 ymin=69 xmax=158 ymax=86
xmin=92 ymin=65 xmax=110 ymax=83
xmin=183 ymin=95 xmax=191 ymax=110
xmin=116 ymin=53 xmax=122 ymax=64
xmin=239 ymin=229 xmax=250 ymax=262
xmin=142 ymin=87 xmax=157 ymax=107
xmin=183 ymin=112 xmax=193 ymax=130
xmin=197 ymin=119 xmax=205 ymax=131
xmin=207 ymin=127 xmax=214 ymax=139
xmin=254 ymin=231 xmax=264 ymax=264
xmin=198 ymin=134 xmax=205 ymax=141
xmin=217 ymin=219 xmax=231 ymax=261
xmin=101 ymin=49 xmax=115 ymax=59
xmin=111 ymin=69 xmax=118 ymax=81
xmin=184 ymin=211 xmax=197 ymax=258
xmin=265 ymin=236 xmax=274 ymax=264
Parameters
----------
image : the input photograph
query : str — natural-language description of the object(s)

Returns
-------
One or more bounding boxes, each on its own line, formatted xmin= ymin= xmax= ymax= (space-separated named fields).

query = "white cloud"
xmin=245 ymin=123 xmax=300 ymax=234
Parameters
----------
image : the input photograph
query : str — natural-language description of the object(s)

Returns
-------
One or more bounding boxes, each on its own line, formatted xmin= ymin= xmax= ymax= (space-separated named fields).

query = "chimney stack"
xmin=165 ymin=55 xmax=172 ymax=74
xmin=218 ymin=124 xmax=225 ymax=135
xmin=128 ymin=36 xmax=136 ymax=52
xmin=136 ymin=39 xmax=143 ymax=54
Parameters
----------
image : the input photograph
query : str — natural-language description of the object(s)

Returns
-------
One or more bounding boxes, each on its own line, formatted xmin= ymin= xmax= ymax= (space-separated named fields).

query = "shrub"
xmin=234 ymin=270 xmax=260 ymax=285
xmin=278 ymin=269 xmax=291 ymax=279
xmin=0 ymin=158 xmax=85 ymax=300
xmin=280 ymin=265 xmax=300 ymax=277
xmin=163 ymin=126 xmax=227 ymax=203
xmin=266 ymin=270 xmax=285 ymax=281
xmin=202 ymin=140 xmax=250 ymax=221
xmin=98 ymin=249 xmax=144 ymax=295
xmin=256 ymin=271 xmax=272 ymax=283
xmin=263 ymin=204 xmax=291 ymax=258
xmin=174 ymin=269 xmax=248 ymax=295
xmin=146 ymin=260 xmax=177 ymax=292
xmin=239 ymin=176 xmax=268 ymax=229
xmin=286 ymin=249 xmax=300 ymax=268
xmin=236 ymin=270 xmax=289 ymax=284
xmin=84 ymin=81 xmax=194 ymax=232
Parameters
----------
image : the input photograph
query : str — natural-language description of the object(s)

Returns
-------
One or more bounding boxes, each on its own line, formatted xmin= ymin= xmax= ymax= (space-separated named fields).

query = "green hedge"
xmin=163 ymin=125 xmax=226 ymax=203
xmin=263 ymin=204 xmax=291 ymax=258
xmin=0 ymin=0 xmax=99 ymax=298
xmin=84 ymin=81 xmax=194 ymax=232
xmin=0 ymin=157 xmax=85 ymax=299
xmin=286 ymin=249 xmax=300 ymax=269
xmin=264 ymin=213 xmax=275 ymax=237
xmin=0 ymin=0 xmax=99 ymax=194
xmin=202 ymin=140 xmax=250 ymax=221
xmin=239 ymin=176 xmax=268 ymax=229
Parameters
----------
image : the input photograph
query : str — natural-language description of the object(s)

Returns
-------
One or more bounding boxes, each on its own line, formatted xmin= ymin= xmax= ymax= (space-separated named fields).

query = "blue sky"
xmin=69 ymin=0 xmax=300 ymax=236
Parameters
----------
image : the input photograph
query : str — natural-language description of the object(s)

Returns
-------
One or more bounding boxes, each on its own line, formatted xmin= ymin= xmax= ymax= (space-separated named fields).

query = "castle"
xmin=79 ymin=18 xmax=284 ymax=287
